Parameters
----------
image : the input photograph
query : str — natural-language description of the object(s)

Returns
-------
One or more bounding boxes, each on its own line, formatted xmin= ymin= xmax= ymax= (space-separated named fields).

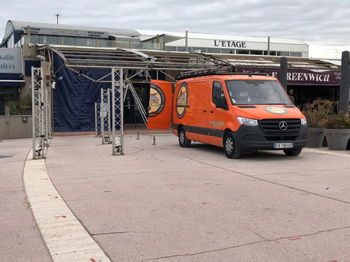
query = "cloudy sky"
xmin=0 ymin=0 xmax=349 ymax=58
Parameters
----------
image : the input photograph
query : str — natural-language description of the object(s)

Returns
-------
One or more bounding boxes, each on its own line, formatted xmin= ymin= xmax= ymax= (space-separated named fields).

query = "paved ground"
xmin=41 ymin=134 xmax=350 ymax=262
xmin=0 ymin=139 xmax=52 ymax=262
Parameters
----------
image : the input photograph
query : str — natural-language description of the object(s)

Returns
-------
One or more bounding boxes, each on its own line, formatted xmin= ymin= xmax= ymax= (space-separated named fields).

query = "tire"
xmin=178 ymin=127 xmax=191 ymax=147
xmin=283 ymin=147 xmax=302 ymax=156
xmin=224 ymin=132 xmax=241 ymax=159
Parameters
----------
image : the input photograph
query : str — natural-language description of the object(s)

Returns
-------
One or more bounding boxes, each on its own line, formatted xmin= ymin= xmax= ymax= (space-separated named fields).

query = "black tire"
xmin=283 ymin=147 xmax=302 ymax=156
xmin=178 ymin=127 xmax=191 ymax=147
xmin=224 ymin=132 xmax=241 ymax=159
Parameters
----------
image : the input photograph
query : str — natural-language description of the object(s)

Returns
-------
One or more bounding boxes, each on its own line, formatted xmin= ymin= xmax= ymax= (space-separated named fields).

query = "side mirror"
xmin=215 ymin=96 xmax=228 ymax=110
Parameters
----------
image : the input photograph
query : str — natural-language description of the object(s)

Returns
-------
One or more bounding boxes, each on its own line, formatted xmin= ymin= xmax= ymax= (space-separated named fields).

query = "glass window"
xmin=212 ymin=81 xmax=225 ymax=104
xmin=220 ymin=49 xmax=234 ymax=54
xmin=76 ymin=37 xmax=87 ymax=46
xmin=8 ymin=35 xmax=15 ymax=47
xmin=277 ymin=51 xmax=289 ymax=56
xmin=63 ymin=37 xmax=76 ymax=46
xmin=29 ymin=35 xmax=40 ymax=44
xmin=41 ymin=36 xmax=58 ymax=45
xmin=236 ymin=49 xmax=249 ymax=55
xmin=290 ymin=52 xmax=302 ymax=57
xmin=250 ymin=50 xmax=263 ymax=55
xmin=164 ymin=46 xmax=177 ymax=51
xmin=225 ymin=80 xmax=292 ymax=105
xmin=206 ymin=48 xmax=221 ymax=54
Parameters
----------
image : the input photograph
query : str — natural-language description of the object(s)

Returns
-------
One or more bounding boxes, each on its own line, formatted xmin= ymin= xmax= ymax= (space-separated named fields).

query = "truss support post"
xmin=31 ymin=66 xmax=46 ymax=159
xmin=101 ymin=88 xmax=111 ymax=144
xmin=95 ymin=102 xmax=101 ymax=137
xmin=111 ymin=67 xmax=124 ymax=155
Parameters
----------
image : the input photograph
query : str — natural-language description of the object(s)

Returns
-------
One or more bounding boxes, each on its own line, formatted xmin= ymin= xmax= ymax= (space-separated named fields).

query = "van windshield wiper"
xmin=265 ymin=103 xmax=287 ymax=105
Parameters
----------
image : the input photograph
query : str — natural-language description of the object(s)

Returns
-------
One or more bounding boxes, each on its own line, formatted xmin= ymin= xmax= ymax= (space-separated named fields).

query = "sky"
xmin=0 ymin=0 xmax=349 ymax=59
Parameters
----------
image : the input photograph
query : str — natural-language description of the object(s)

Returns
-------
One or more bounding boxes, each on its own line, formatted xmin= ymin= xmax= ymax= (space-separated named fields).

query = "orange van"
xmin=147 ymin=73 xmax=308 ymax=158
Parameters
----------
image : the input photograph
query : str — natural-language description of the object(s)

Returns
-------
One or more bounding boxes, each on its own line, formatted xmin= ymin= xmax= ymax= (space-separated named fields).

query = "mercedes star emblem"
xmin=279 ymin=121 xmax=288 ymax=131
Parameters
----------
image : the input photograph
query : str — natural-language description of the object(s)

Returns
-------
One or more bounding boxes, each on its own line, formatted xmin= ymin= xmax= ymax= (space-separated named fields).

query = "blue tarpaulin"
xmin=53 ymin=54 xmax=111 ymax=132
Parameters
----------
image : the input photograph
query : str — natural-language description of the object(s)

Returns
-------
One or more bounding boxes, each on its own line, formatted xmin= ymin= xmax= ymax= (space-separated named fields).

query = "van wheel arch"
xmin=223 ymin=129 xmax=241 ymax=159
xmin=223 ymin=129 xmax=233 ymax=144
xmin=178 ymin=125 xmax=191 ymax=147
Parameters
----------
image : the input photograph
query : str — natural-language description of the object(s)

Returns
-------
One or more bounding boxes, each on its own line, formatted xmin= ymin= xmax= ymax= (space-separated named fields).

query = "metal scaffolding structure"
xmin=36 ymin=45 xmax=238 ymax=156
xmin=100 ymin=88 xmax=112 ymax=144
xmin=94 ymin=102 xmax=101 ymax=137
xmin=31 ymin=67 xmax=49 ymax=159
xmin=111 ymin=68 xmax=124 ymax=155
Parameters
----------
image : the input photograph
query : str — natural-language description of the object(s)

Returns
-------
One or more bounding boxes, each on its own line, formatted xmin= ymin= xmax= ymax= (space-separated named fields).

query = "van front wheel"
xmin=283 ymin=147 xmax=302 ymax=156
xmin=224 ymin=133 xmax=241 ymax=159
xmin=179 ymin=128 xmax=191 ymax=147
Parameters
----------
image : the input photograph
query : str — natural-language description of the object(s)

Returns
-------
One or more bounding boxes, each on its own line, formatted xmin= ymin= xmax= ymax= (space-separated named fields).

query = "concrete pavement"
xmin=0 ymin=139 xmax=51 ymax=262
xmin=2 ymin=134 xmax=350 ymax=261
xmin=44 ymin=134 xmax=350 ymax=261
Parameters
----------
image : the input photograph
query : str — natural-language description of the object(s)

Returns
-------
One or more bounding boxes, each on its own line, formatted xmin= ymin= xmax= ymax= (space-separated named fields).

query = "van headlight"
xmin=301 ymin=118 xmax=307 ymax=125
xmin=237 ymin=117 xmax=258 ymax=126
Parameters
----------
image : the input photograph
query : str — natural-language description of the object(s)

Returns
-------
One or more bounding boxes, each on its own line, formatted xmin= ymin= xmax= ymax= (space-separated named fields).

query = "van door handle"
xmin=209 ymin=110 xmax=214 ymax=113
xmin=203 ymin=110 xmax=207 ymax=113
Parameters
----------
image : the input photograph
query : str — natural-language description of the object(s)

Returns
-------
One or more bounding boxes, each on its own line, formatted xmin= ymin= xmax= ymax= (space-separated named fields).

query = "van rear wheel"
xmin=179 ymin=127 xmax=191 ymax=147
xmin=224 ymin=133 xmax=241 ymax=159
xmin=283 ymin=147 xmax=302 ymax=156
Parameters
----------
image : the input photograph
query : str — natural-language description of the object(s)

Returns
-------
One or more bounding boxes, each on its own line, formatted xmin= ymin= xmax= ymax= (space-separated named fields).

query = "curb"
xmin=23 ymin=152 xmax=111 ymax=262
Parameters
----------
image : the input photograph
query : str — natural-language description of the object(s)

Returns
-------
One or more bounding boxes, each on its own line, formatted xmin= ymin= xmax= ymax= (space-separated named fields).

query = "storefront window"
xmin=41 ymin=36 xmax=58 ymax=45
xmin=290 ymin=52 xmax=302 ymax=57
xmin=63 ymin=37 xmax=76 ymax=46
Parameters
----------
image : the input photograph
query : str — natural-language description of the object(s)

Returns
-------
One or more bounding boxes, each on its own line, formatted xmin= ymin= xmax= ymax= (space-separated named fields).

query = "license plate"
xmin=273 ymin=143 xmax=293 ymax=149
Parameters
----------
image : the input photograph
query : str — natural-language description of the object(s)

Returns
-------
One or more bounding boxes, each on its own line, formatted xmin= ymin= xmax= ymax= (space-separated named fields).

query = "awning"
xmin=0 ymin=73 xmax=25 ymax=87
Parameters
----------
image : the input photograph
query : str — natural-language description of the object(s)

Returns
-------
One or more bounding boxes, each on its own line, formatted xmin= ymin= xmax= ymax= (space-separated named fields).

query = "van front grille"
xmin=259 ymin=119 xmax=301 ymax=137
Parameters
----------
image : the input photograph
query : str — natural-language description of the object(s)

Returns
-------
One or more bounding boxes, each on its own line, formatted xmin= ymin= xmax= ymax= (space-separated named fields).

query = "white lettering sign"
xmin=0 ymin=48 xmax=22 ymax=74
xmin=214 ymin=40 xmax=247 ymax=49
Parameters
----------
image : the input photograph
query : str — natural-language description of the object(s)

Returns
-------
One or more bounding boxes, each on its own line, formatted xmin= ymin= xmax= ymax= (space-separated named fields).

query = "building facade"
xmin=1 ymin=20 xmax=308 ymax=57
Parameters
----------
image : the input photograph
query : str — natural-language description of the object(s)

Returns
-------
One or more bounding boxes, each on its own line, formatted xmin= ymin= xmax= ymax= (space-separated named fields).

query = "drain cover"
xmin=0 ymin=155 xmax=11 ymax=159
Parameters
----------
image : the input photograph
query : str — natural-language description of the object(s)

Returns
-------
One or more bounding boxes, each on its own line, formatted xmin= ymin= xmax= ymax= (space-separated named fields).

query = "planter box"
xmin=306 ymin=127 xmax=324 ymax=148
xmin=324 ymin=129 xmax=350 ymax=150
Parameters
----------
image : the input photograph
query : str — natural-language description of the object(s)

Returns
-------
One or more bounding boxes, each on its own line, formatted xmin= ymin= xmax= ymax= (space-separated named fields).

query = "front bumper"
xmin=233 ymin=125 xmax=308 ymax=151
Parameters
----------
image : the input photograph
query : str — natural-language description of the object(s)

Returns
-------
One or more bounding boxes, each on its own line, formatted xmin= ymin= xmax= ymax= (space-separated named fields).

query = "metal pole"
xmin=267 ymin=36 xmax=271 ymax=56
xmin=101 ymin=88 xmax=105 ymax=144
xmin=95 ymin=102 xmax=98 ymax=136
xmin=120 ymin=68 xmax=124 ymax=155
xmin=107 ymin=88 xmax=111 ymax=138
xmin=31 ymin=67 xmax=36 ymax=159
xmin=279 ymin=57 xmax=288 ymax=90
xmin=185 ymin=30 xmax=189 ymax=52
xmin=339 ymin=51 xmax=350 ymax=113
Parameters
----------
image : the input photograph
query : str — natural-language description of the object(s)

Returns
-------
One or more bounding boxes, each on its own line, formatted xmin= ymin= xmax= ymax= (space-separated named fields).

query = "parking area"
xmin=41 ymin=134 xmax=350 ymax=261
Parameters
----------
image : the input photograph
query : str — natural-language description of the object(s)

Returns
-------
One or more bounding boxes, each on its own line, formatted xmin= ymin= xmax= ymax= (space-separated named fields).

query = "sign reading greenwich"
xmin=0 ymin=48 xmax=22 ymax=74
xmin=214 ymin=40 xmax=247 ymax=49
xmin=238 ymin=67 xmax=341 ymax=86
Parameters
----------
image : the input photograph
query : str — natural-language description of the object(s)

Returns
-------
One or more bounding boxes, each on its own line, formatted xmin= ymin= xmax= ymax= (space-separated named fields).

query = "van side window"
xmin=212 ymin=81 xmax=224 ymax=104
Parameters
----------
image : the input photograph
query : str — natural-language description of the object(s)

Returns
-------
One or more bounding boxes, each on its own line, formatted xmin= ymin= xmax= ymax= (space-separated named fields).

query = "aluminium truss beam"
xmin=111 ymin=68 xmax=124 ymax=155
xmin=100 ymin=88 xmax=112 ymax=144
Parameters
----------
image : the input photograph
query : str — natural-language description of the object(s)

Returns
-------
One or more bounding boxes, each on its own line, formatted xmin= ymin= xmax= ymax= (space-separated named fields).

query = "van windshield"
xmin=225 ymin=80 xmax=292 ymax=105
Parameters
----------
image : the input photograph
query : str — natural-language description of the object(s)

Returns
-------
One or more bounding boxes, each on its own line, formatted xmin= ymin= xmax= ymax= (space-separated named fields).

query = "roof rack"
xmin=176 ymin=69 xmax=269 ymax=80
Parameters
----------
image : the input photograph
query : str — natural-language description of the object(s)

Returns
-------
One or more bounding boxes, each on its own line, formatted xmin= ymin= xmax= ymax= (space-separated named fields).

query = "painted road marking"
xmin=23 ymin=152 xmax=111 ymax=262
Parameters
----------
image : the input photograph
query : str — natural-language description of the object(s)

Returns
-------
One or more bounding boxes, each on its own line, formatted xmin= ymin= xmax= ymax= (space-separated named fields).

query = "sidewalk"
xmin=0 ymin=139 xmax=51 ymax=262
